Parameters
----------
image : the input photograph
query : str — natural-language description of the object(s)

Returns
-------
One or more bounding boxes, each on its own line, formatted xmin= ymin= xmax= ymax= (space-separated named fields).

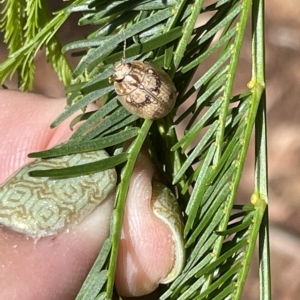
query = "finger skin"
xmin=0 ymin=197 xmax=114 ymax=300
xmin=115 ymin=152 xmax=175 ymax=297
xmin=0 ymin=90 xmax=71 ymax=183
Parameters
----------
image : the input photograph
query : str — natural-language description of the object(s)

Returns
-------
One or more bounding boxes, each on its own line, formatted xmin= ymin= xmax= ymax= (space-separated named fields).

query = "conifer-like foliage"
xmin=0 ymin=0 xmax=270 ymax=299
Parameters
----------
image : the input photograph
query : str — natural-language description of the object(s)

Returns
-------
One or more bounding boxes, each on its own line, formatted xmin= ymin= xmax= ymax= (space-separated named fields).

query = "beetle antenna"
xmin=121 ymin=29 xmax=126 ymax=65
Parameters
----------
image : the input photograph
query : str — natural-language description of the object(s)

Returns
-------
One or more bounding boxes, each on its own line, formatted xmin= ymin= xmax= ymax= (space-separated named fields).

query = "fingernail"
xmin=0 ymin=151 xmax=117 ymax=239
xmin=151 ymin=181 xmax=185 ymax=284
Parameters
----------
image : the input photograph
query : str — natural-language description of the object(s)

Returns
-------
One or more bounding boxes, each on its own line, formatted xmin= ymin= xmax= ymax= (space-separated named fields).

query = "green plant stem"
xmin=106 ymin=119 xmax=152 ymax=299
xmin=233 ymin=0 xmax=269 ymax=297
xmin=204 ymin=0 xmax=254 ymax=290
xmin=233 ymin=192 xmax=266 ymax=300
xmin=214 ymin=0 xmax=252 ymax=163
xmin=252 ymin=0 xmax=271 ymax=298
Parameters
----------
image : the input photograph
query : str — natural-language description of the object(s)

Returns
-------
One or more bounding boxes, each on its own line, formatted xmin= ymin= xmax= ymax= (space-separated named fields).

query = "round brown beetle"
xmin=109 ymin=60 xmax=176 ymax=120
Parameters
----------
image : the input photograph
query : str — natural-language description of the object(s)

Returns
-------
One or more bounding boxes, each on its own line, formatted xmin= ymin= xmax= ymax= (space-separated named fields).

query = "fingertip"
xmin=115 ymin=153 xmax=175 ymax=297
